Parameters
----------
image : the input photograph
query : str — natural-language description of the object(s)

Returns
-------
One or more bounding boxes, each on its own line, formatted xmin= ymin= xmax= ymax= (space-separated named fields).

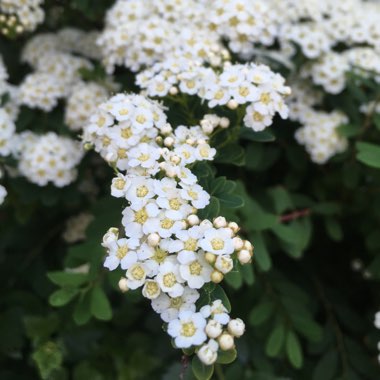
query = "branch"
xmin=279 ymin=208 xmax=310 ymax=223
xmin=180 ymin=354 xmax=189 ymax=380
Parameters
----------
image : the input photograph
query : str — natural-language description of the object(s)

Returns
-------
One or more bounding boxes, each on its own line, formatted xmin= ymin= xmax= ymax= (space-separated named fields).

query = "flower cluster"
xmin=138 ymin=61 xmax=290 ymax=132
xmin=0 ymin=0 xmax=44 ymax=36
xmin=13 ymin=132 xmax=83 ymax=187
xmin=84 ymin=93 xmax=254 ymax=364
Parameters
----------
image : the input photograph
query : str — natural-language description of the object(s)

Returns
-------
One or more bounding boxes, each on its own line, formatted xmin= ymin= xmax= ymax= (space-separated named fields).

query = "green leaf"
xmin=90 ymin=286 xmax=112 ymax=321
xmin=32 ymin=341 xmax=63 ymax=380
xmin=49 ymin=288 xmax=79 ymax=307
xmin=268 ymin=187 xmax=294 ymax=213
xmin=244 ymin=199 xmax=278 ymax=231
xmin=325 ymin=217 xmax=343 ymax=241
xmin=73 ymin=291 xmax=92 ymax=325
xmin=249 ymin=301 xmax=275 ymax=326
xmin=216 ymin=348 xmax=237 ymax=364
xmin=224 ymin=270 xmax=243 ymax=290
xmin=24 ymin=315 xmax=60 ymax=343
xmin=217 ymin=193 xmax=245 ymax=208
xmin=312 ymin=351 xmax=338 ymax=380
xmin=356 ymin=142 xmax=380 ymax=169
xmin=374 ymin=113 xmax=380 ymax=131
xmin=241 ymin=263 xmax=255 ymax=285
xmin=47 ymin=271 xmax=89 ymax=287
xmin=215 ymin=144 xmax=245 ymax=166
xmin=192 ymin=356 xmax=214 ymax=380
xmin=197 ymin=196 xmax=220 ymax=220
xmin=240 ymin=127 xmax=275 ymax=142
xmin=337 ymin=124 xmax=359 ymax=138
xmin=286 ymin=331 xmax=303 ymax=369
xmin=265 ymin=323 xmax=285 ymax=357
xmin=312 ymin=202 xmax=340 ymax=215
xmin=291 ymin=313 xmax=323 ymax=343
xmin=250 ymin=232 xmax=272 ymax=271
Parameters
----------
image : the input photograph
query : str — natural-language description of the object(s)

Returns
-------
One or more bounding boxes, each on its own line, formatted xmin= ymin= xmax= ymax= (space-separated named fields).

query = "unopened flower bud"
xmin=238 ymin=249 xmax=252 ymax=264
xmin=244 ymin=240 xmax=253 ymax=252
xmin=205 ymin=320 xmax=223 ymax=338
xmin=227 ymin=99 xmax=238 ymax=110
xmin=200 ymin=219 xmax=213 ymax=229
xmin=197 ymin=343 xmax=218 ymax=365
xmin=84 ymin=142 xmax=93 ymax=151
xmin=118 ymin=277 xmax=129 ymax=293
xmin=170 ymin=155 xmax=181 ymax=165
xmin=233 ymin=237 xmax=244 ymax=250
xmin=211 ymin=270 xmax=224 ymax=283
xmin=213 ymin=216 xmax=227 ymax=228
xmin=219 ymin=117 xmax=230 ymax=128
xmin=169 ymin=86 xmax=178 ymax=95
xmin=161 ymin=124 xmax=172 ymax=135
xmin=187 ymin=214 xmax=200 ymax=226
xmin=218 ymin=333 xmax=235 ymax=350
xmin=205 ymin=253 xmax=217 ymax=265
xmin=147 ymin=233 xmax=160 ymax=247
xmin=164 ymin=136 xmax=174 ymax=147
xmin=215 ymin=255 xmax=233 ymax=274
xmin=228 ymin=222 xmax=240 ymax=234
xmin=228 ymin=318 xmax=245 ymax=337
xmin=102 ymin=227 xmax=119 ymax=247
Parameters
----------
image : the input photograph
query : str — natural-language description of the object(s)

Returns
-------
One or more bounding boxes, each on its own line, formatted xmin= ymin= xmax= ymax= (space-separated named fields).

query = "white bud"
xmin=161 ymin=124 xmax=172 ymax=135
xmin=238 ymin=249 xmax=252 ymax=264
xmin=211 ymin=270 xmax=224 ymax=284
xmin=205 ymin=252 xmax=217 ymax=265
xmin=228 ymin=318 xmax=245 ymax=337
xmin=187 ymin=214 xmax=200 ymax=226
xmin=219 ymin=117 xmax=230 ymax=128
xmin=147 ymin=233 xmax=160 ymax=247
xmin=218 ymin=333 xmax=235 ymax=350
xmin=164 ymin=136 xmax=174 ymax=147
xmin=186 ymin=138 xmax=195 ymax=145
xmin=118 ymin=277 xmax=129 ymax=293
xmin=102 ymin=227 xmax=119 ymax=247
xmin=244 ymin=240 xmax=253 ymax=251
xmin=201 ymin=122 xmax=214 ymax=135
xmin=213 ymin=216 xmax=227 ymax=228
xmin=215 ymin=255 xmax=234 ymax=274
xmin=233 ymin=237 xmax=244 ymax=251
xmin=200 ymin=219 xmax=213 ymax=228
xmin=169 ymin=86 xmax=178 ymax=95
xmin=205 ymin=320 xmax=223 ymax=339
xmin=197 ymin=343 xmax=218 ymax=365
xmin=106 ymin=151 xmax=116 ymax=162
xmin=228 ymin=222 xmax=240 ymax=234
xmin=227 ymin=100 xmax=238 ymax=110
xmin=170 ymin=155 xmax=181 ymax=165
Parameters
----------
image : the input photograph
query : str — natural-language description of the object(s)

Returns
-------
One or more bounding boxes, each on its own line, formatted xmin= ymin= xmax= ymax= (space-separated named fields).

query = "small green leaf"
xmin=337 ymin=124 xmax=359 ymax=138
xmin=216 ymin=348 xmax=237 ymax=364
xmin=265 ymin=323 xmax=285 ymax=357
xmin=286 ymin=330 xmax=303 ymax=369
xmin=249 ymin=301 xmax=275 ymax=326
xmin=325 ymin=217 xmax=343 ymax=241
xmin=250 ymin=232 xmax=272 ymax=271
xmin=215 ymin=144 xmax=245 ymax=166
xmin=224 ymin=270 xmax=243 ymax=290
xmin=240 ymin=127 xmax=275 ymax=142
xmin=192 ymin=356 xmax=214 ymax=380
xmin=49 ymin=288 xmax=78 ymax=307
xmin=32 ymin=341 xmax=63 ymax=380
xmin=47 ymin=271 xmax=89 ymax=287
xmin=217 ymin=193 xmax=245 ymax=208
xmin=198 ymin=196 xmax=220 ymax=220
xmin=312 ymin=351 xmax=338 ymax=380
xmin=73 ymin=291 xmax=92 ymax=325
xmin=90 ymin=286 xmax=112 ymax=321
xmin=356 ymin=142 xmax=380 ymax=169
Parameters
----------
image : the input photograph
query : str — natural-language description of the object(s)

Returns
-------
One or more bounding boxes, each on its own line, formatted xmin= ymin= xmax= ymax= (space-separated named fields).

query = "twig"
xmin=180 ymin=355 xmax=189 ymax=380
xmin=279 ymin=208 xmax=310 ymax=223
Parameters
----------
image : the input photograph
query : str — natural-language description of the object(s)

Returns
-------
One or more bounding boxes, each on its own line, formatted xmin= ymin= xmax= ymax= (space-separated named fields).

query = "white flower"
xmin=121 ymin=201 xmax=160 ymax=238
xmin=179 ymin=252 xmax=212 ymax=289
xmin=126 ymin=263 xmax=148 ymax=289
xmin=142 ymin=280 xmax=161 ymax=299
xmin=205 ymin=320 xmax=223 ymax=339
xmin=128 ymin=143 xmax=161 ymax=172
xmin=180 ymin=184 xmax=210 ymax=209
xmin=175 ymin=226 xmax=204 ymax=262
xmin=215 ymin=255 xmax=234 ymax=274
xmin=156 ymin=259 xmax=185 ymax=297
xmin=194 ymin=144 xmax=216 ymax=161
xmin=111 ymin=174 xmax=130 ymax=198
xmin=199 ymin=228 xmax=235 ymax=256
xmin=145 ymin=212 xmax=185 ymax=238
xmin=167 ymin=310 xmax=207 ymax=348
xmin=201 ymin=299 xmax=230 ymax=325
xmin=197 ymin=339 xmax=219 ymax=365
xmin=104 ymin=237 xmax=140 ymax=270
xmin=151 ymin=286 xmax=199 ymax=322
xmin=125 ymin=176 xmax=155 ymax=208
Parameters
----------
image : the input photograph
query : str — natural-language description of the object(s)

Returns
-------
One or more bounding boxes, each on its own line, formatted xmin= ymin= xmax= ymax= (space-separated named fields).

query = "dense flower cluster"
xmin=84 ymin=93 xmax=253 ymax=364
xmin=13 ymin=131 xmax=83 ymax=187
xmin=138 ymin=61 xmax=290 ymax=132
xmin=0 ymin=0 xmax=44 ymax=36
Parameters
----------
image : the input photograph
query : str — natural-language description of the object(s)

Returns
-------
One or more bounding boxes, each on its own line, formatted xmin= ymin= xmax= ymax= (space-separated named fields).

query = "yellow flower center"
xmin=136 ymin=115 xmax=146 ymax=124
xmin=214 ymin=90 xmax=224 ymax=100
xmin=117 ymin=148 xmax=127 ymax=158
xmin=161 ymin=218 xmax=175 ymax=229
xmin=153 ymin=248 xmax=167 ymax=263
xmin=211 ymin=238 xmax=224 ymax=250
xmin=184 ymin=238 xmax=197 ymax=251
xmin=121 ymin=128 xmax=133 ymax=139
xmin=97 ymin=116 xmax=106 ymax=127
xmin=189 ymin=260 xmax=202 ymax=276
xmin=188 ymin=190 xmax=198 ymax=200
xmin=181 ymin=322 xmax=196 ymax=337
xmin=138 ymin=153 xmax=150 ymax=162
xmin=134 ymin=208 xmax=148 ymax=224
xmin=170 ymin=296 xmax=183 ymax=309
xmin=199 ymin=147 xmax=209 ymax=158
xmin=114 ymin=178 xmax=126 ymax=190
xmin=253 ymin=112 xmax=264 ymax=122
xmin=260 ymin=93 xmax=271 ymax=104
xmin=169 ymin=198 xmax=181 ymax=210
xmin=239 ymin=86 xmax=250 ymax=97
xmin=117 ymin=245 xmax=128 ymax=259
xmin=145 ymin=281 xmax=159 ymax=296
xmin=136 ymin=185 xmax=149 ymax=197
xmin=131 ymin=265 xmax=145 ymax=280
xmin=163 ymin=273 xmax=176 ymax=288
xmin=118 ymin=108 xmax=129 ymax=116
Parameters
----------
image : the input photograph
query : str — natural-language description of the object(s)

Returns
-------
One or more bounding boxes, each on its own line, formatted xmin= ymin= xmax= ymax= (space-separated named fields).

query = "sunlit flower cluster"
xmin=84 ymin=93 xmax=253 ymax=364
xmin=13 ymin=131 xmax=83 ymax=187
xmin=0 ymin=0 xmax=44 ymax=36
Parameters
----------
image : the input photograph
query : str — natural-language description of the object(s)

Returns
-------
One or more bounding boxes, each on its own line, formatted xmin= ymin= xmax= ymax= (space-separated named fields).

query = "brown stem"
xmin=279 ymin=208 xmax=310 ymax=223
xmin=180 ymin=355 xmax=189 ymax=380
